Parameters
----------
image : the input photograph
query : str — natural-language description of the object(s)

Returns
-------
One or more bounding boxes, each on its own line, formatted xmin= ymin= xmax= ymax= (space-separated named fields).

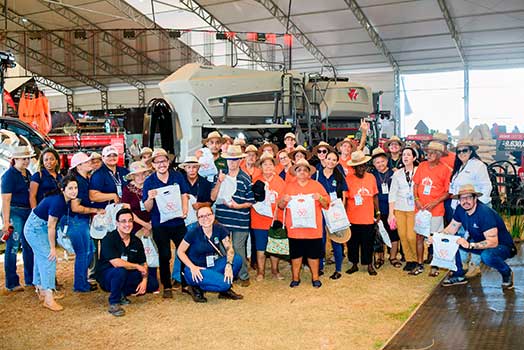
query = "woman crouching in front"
xmin=177 ymin=205 xmax=243 ymax=303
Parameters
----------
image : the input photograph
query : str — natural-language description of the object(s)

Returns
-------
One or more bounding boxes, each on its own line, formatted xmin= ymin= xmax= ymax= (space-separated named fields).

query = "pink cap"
xmin=102 ymin=145 xmax=119 ymax=157
xmin=70 ymin=152 xmax=91 ymax=169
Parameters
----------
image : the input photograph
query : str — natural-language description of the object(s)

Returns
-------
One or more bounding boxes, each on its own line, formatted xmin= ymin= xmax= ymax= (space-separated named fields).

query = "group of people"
xmin=1 ymin=125 xmax=516 ymax=317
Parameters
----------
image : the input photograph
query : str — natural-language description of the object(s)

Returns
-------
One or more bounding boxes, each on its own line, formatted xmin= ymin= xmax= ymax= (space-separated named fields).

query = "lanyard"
xmin=377 ymin=170 xmax=390 ymax=185
xmin=108 ymin=168 xmax=122 ymax=187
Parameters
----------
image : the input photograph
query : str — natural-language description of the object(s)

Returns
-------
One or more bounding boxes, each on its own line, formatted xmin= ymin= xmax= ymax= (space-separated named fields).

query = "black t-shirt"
xmin=97 ymin=230 xmax=146 ymax=278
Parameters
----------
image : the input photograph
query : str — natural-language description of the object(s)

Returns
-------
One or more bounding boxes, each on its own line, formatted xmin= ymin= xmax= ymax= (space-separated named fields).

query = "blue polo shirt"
xmin=89 ymin=163 xmax=129 ymax=209
xmin=371 ymin=168 xmax=394 ymax=215
xmin=183 ymin=224 xmax=229 ymax=267
xmin=453 ymin=202 xmax=514 ymax=248
xmin=74 ymin=173 xmax=93 ymax=219
xmin=142 ymin=169 xmax=190 ymax=228
xmin=185 ymin=175 xmax=212 ymax=203
xmin=31 ymin=168 xmax=62 ymax=204
xmin=33 ymin=194 xmax=70 ymax=221
xmin=1 ymin=166 xmax=31 ymax=208
xmin=313 ymin=169 xmax=348 ymax=200
xmin=214 ymin=169 xmax=255 ymax=232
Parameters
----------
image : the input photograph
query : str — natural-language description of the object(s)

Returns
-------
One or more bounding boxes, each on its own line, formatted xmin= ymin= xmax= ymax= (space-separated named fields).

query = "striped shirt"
xmin=214 ymin=169 xmax=255 ymax=232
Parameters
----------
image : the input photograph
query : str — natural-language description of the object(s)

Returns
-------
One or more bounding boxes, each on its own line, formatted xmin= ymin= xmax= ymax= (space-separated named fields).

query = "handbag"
xmin=266 ymin=207 xmax=289 ymax=259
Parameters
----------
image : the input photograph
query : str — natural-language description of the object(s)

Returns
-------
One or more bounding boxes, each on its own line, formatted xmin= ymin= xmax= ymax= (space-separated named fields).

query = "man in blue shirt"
xmin=440 ymin=184 xmax=516 ymax=289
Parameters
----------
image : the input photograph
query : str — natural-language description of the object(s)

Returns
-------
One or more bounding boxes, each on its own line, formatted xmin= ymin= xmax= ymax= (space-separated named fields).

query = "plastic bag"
xmin=430 ymin=233 xmax=460 ymax=271
xmin=155 ymin=184 xmax=183 ymax=223
xmin=288 ymin=194 xmax=317 ymax=229
xmin=105 ymin=203 xmax=125 ymax=232
xmin=216 ymin=175 xmax=237 ymax=205
xmin=198 ymin=148 xmax=218 ymax=180
xmin=414 ymin=210 xmax=432 ymax=237
xmin=252 ymin=185 xmax=273 ymax=217
xmin=140 ymin=236 xmax=159 ymax=268
xmin=184 ymin=194 xmax=198 ymax=226
xmin=322 ymin=198 xmax=350 ymax=232
xmin=377 ymin=220 xmax=392 ymax=248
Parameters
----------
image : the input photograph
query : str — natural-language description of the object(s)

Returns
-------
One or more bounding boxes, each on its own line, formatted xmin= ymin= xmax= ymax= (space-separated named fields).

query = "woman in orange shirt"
xmin=278 ymin=159 xmax=329 ymax=288
xmin=345 ymin=151 xmax=380 ymax=276
xmin=251 ymin=153 xmax=286 ymax=281
xmin=240 ymin=145 xmax=262 ymax=180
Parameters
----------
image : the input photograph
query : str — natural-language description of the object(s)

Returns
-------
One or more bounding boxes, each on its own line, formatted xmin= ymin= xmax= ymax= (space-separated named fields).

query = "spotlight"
xmin=74 ymin=30 xmax=87 ymax=40
xmin=123 ymin=30 xmax=136 ymax=39
xmin=169 ymin=30 xmax=181 ymax=39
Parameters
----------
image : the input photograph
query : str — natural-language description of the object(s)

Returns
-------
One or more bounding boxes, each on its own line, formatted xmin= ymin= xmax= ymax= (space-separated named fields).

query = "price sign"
xmin=497 ymin=133 xmax=524 ymax=151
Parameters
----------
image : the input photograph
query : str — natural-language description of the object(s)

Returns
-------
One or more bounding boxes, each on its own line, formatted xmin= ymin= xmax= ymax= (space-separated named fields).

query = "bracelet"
xmin=469 ymin=242 xmax=473 ymax=249
xmin=226 ymin=261 xmax=233 ymax=266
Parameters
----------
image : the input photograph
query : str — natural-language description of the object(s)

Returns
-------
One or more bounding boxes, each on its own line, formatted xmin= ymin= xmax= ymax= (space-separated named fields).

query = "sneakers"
xmin=502 ymin=271 xmax=514 ymax=290
xmin=465 ymin=263 xmax=482 ymax=279
xmin=108 ymin=304 xmax=125 ymax=317
xmin=442 ymin=276 xmax=468 ymax=287
xmin=188 ymin=286 xmax=207 ymax=303
xmin=218 ymin=288 xmax=243 ymax=300
xmin=162 ymin=288 xmax=173 ymax=299
xmin=312 ymin=280 xmax=322 ymax=288
xmin=119 ymin=296 xmax=131 ymax=305
xmin=289 ymin=280 xmax=301 ymax=288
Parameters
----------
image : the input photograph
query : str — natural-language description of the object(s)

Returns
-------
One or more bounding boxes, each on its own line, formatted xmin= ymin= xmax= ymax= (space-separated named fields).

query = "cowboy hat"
xmin=10 ymin=145 xmax=36 ymax=159
xmin=90 ymin=151 xmax=102 ymax=160
xmin=245 ymin=145 xmax=258 ymax=154
xmin=222 ymin=145 xmax=247 ymax=159
xmin=140 ymin=147 xmax=153 ymax=156
xmin=335 ymin=137 xmax=357 ymax=153
xmin=451 ymin=184 xmax=483 ymax=199
xmin=383 ymin=135 xmax=405 ymax=149
xmin=426 ymin=141 xmax=446 ymax=154
xmin=202 ymin=131 xmax=225 ymax=145
xmin=256 ymin=152 xmax=277 ymax=167
xmin=432 ymin=132 xmax=450 ymax=144
xmin=455 ymin=138 xmax=479 ymax=151
xmin=346 ymin=150 xmax=371 ymax=167
xmin=289 ymin=145 xmax=311 ymax=160
xmin=289 ymin=159 xmax=316 ymax=176
xmin=234 ymin=137 xmax=246 ymax=146
xmin=70 ymin=152 xmax=92 ymax=169
xmin=257 ymin=142 xmax=279 ymax=156
xmin=125 ymin=161 xmax=152 ymax=180
xmin=179 ymin=156 xmax=200 ymax=170
xmin=312 ymin=141 xmax=335 ymax=156
xmin=327 ymin=226 xmax=351 ymax=244
xmin=371 ymin=147 xmax=388 ymax=160
xmin=148 ymin=148 xmax=175 ymax=164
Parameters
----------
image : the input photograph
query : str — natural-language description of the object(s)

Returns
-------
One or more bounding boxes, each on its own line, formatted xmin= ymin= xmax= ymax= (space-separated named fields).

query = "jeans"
xmin=231 ymin=230 xmax=250 ymax=281
xmin=184 ymin=254 xmax=242 ymax=292
xmin=332 ymin=241 xmax=344 ymax=272
xmin=68 ymin=216 xmax=95 ymax=291
xmin=4 ymin=206 xmax=33 ymax=289
xmin=457 ymin=226 xmax=481 ymax=266
xmin=99 ymin=267 xmax=159 ymax=305
xmin=23 ymin=212 xmax=55 ymax=290
xmin=320 ymin=224 xmax=327 ymax=271
xmin=171 ymin=222 xmax=197 ymax=282
xmin=454 ymin=244 xmax=512 ymax=278
xmin=152 ymin=224 xmax=187 ymax=289
xmin=88 ymin=238 xmax=101 ymax=280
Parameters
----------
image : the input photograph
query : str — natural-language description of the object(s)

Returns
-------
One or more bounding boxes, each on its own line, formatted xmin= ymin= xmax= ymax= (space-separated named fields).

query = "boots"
xmin=42 ymin=289 xmax=64 ymax=312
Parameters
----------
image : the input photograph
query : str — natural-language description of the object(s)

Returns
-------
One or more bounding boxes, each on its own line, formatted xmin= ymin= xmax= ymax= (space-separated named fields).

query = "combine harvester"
xmin=145 ymin=63 xmax=377 ymax=160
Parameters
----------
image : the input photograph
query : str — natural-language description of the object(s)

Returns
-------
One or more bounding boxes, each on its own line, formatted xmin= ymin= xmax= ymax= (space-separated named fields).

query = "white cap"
xmin=102 ymin=146 xmax=119 ymax=157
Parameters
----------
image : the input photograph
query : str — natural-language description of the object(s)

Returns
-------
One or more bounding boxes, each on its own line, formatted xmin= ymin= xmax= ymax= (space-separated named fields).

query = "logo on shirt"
xmin=130 ymin=249 xmax=137 ymax=253
xmin=473 ymin=223 xmax=479 ymax=229
xmin=357 ymin=187 xmax=371 ymax=197
xmin=213 ymin=237 xmax=219 ymax=244
xmin=421 ymin=177 xmax=433 ymax=188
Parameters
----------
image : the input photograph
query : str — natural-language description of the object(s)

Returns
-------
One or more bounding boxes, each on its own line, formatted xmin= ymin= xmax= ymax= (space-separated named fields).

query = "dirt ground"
xmin=0 ymin=251 xmax=440 ymax=350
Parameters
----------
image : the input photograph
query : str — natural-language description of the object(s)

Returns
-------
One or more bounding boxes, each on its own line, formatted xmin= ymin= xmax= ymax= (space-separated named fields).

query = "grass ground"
xmin=0 ymin=250 xmax=441 ymax=350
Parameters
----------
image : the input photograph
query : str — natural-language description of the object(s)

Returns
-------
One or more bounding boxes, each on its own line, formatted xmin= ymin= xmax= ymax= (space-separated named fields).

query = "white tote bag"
xmin=322 ymin=198 xmax=350 ymax=232
xmin=414 ymin=210 xmax=432 ymax=237
xmin=431 ymin=233 xmax=460 ymax=271
xmin=198 ymin=148 xmax=218 ymax=180
xmin=184 ymin=194 xmax=198 ymax=226
xmin=140 ymin=236 xmax=160 ymax=268
xmin=253 ymin=185 xmax=274 ymax=218
xmin=216 ymin=175 xmax=237 ymax=205
xmin=155 ymin=184 xmax=183 ymax=223
xmin=377 ymin=220 xmax=392 ymax=248
xmin=288 ymin=194 xmax=317 ymax=229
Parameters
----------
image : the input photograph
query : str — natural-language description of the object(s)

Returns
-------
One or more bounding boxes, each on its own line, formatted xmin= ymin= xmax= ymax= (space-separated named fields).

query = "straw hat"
xmin=426 ymin=141 xmax=446 ymax=154
xmin=179 ymin=156 xmax=200 ymax=169
xmin=125 ymin=161 xmax=152 ymax=180
xmin=290 ymin=159 xmax=316 ymax=176
xmin=335 ymin=137 xmax=356 ymax=153
xmin=383 ymin=135 xmax=405 ymax=149
xmin=346 ymin=150 xmax=371 ymax=167
xmin=432 ymin=132 xmax=450 ymax=144
xmin=451 ymin=184 xmax=483 ymax=199
xmin=140 ymin=147 xmax=153 ymax=156
xmin=312 ymin=141 xmax=335 ymax=156
xmin=10 ymin=145 xmax=36 ymax=159
xmin=90 ymin=152 xmax=102 ymax=160
xmin=327 ymin=226 xmax=351 ymax=244
xmin=256 ymin=152 xmax=277 ymax=167
xmin=258 ymin=142 xmax=279 ymax=156
xmin=70 ymin=152 xmax=92 ymax=169
xmin=284 ymin=132 xmax=296 ymax=140
xmin=202 ymin=131 xmax=225 ymax=145
xmin=149 ymin=148 xmax=175 ymax=164
xmin=289 ymin=145 xmax=311 ymax=160
xmin=371 ymin=147 xmax=388 ymax=160
xmin=456 ymin=138 xmax=479 ymax=150
xmin=233 ymin=137 xmax=246 ymax=146
xmin=245 ymin=145 xmax=258 ymax=154
xmin=222 ymin=145 xmax=247 ymax=159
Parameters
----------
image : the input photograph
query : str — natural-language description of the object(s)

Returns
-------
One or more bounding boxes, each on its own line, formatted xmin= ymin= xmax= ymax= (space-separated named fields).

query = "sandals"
xmin=289 ymin=280 xmax=301 ymax=288
xmin=409 ymin=264 xmax=424 ymax=276
xmin=374 ymin=257 xmax=385 ymax=269
xmin=428 ymin=267 xmax=440 ymax=277
xmin=389 ymin=258 xmax=402 ymax=268
xmin=312 ymin=280 xmax=322 ymax=288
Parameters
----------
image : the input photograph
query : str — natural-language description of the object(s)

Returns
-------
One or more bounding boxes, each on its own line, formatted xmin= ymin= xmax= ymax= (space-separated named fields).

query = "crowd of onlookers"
xmin=1 ymin=123 xmax=516 ymax=317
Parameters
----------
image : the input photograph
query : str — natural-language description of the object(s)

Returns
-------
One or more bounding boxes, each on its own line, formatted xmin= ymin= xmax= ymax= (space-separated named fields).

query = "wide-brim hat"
xmin=426 ymin=141 xmax=446 ymax=154
xmin=384 ymin=135 xmax=405 ymax=149
xmin=179 ymin=156 xmax=200 ymax=169
xmin=245 ymin=145 xmax=258 ymax=154
xmin=336 ymin=137 xmax=357 ymax=153
xmin=222 ymin=145 xmax=247 ymax=159
xmin=256 ymin=152 xmax=277 ymax=167
xmin=202 ymin=131 xmax=225 ymax=145
xmin=257 ymin=142 xmax=279 ymax=156
xmin=289 ymin=145 xmax=311 ymax=160
xmin=70 ymin=152 xmax=92 ymax=169
xmin=371 ymin=147 xmax=388 ymax=160
xmin=234 ymin=138 xmax=246 ymax=146
xmin=10 ymin=145 xmax=36 ymax=159
xmin=327 ymin=226 xmax=351 ymax=244
xmin=140 ymin=147 xmax=153 ymax=156
xmin=90 ymin=152 xmax=102 ymax=160
xmin=125 ymin=161 xmax=152 ymax=180
xmin=289 ymin=159 xmax=316 ymax=176
xmin=148 ymin=148 xmax=175 ymax=164
xmin=432 ymin=132 xmax=450 ymax=144
xmin=456 ymin=138 xmax=479 ymax=150
xmin=346 ymin=150 xmax=371 ymax=167
xmin=451 ymin=184 xmax=483 ymax=199
xmin=312 ymin=141 xmax=335 ymax=156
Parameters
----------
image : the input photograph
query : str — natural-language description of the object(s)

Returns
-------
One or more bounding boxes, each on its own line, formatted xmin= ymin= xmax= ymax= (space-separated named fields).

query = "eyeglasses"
xmin=426 ymin=151 xmax=438 ymax=156
xmin=153 ymin=159 xmax=168 ymax=165
xmin=296 ymin=167 xmax=309 ymax=173
xmin=118 ymin=219 xmax=134 ymax=224
xmin=456 ymin=148 xmax=471 ymax=154
xmin=317 ymin=149 xmax=328 ymax=154
xmin=459 ymin=195 xmax=474 ymax=201
xmin=198 ymin=213 xmax=214 ymax=220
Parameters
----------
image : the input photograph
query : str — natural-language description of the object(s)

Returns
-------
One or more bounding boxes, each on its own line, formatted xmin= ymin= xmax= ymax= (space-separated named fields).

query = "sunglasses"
xmin=317 ymin=149 xmax=328 ymax=154
xmin=456 ymin=148 xmax=471 ymax=154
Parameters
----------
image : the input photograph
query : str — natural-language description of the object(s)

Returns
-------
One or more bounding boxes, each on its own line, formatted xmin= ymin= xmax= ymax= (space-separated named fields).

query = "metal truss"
xmin=437 ymin=0 xmax=467 ymax=65
xmin=101 ymin=90 xmax=108 ymax=111
xmin=343 ymin=0 xmax=399 ymax=70
xmin=38 ymin=0 xmax=171 ymax=75
xmin=66 ymin=94 xmax=74 ymax=112
xmin=393 ymin=68 xmax=401 ymax=135
xmin=255 ymin=0 xmax=336 ymax=73
xmin=138 ymin=88 xmax=145 ymax=108
xmin=32 ymin=75 xmax=73 ymax=96
xmin=179 ymin=0 xmax=272 ymax=70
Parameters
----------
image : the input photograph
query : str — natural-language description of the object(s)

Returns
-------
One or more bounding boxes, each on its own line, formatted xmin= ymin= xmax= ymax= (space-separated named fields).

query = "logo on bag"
xmin=297 ymin=208 xmax=308 ymax=217
xmin=438 ymin=249 xmax=449 ymax=259
xmin=165 ymin=201 xmax=176 ymax=211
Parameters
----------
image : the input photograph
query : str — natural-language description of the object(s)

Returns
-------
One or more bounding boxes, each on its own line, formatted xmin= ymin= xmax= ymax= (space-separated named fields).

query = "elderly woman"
xmin=122 ymin=161 xmax=153 ymax=236
xmin=177 ymin=205 xmax=243 ymax=302
xmin=24 ymin=175 xmax=78 ymax=311
xmin=240 ymin=145 xmax=262 ymax=179
xmin=289 ymin=145 xmax=311 ymax=163
xmin=278 ymin=159 xmax=330 ymax=288
xmin=1 ymin=145 xmax=35 ymax=292
xmin=251 ymin=153 xmax=286 ymax=280
xmin=29 ymin=148 xmax=62 ymax=208
xmin=345 ymin=151 xmax=380 ymax=276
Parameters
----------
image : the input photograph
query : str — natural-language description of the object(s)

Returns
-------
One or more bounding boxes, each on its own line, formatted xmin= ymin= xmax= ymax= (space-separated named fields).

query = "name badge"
xmin=407 ymin=193 xmax=414 ymax=207
xmin=423 ymin=184 xmax=432 ymax=195
xmin=206 ymin=255 xmax=216 ymax=268
xmin=270 ymin=192 xmax=277 ymax=203
xmin=329 ymin=192 xmax=338 ymax=201
xmin=381 ymin=183 xmax=389 ymax=194
xmin=62 ymin=225 xmax=69 ymax=235
xmin=354 ymin=194 xmax=363 ymax=206
xmin=116 ymin=185 xmax=123 ymax=198
xmin=140 ymin=201 xmax=146 ymax=211
xmin=121 ymin=255 xmax=128 ymax=262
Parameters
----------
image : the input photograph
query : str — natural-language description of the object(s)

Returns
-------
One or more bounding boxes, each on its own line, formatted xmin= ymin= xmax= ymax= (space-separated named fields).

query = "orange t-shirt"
xmin=240 ymin=161 xmax=262 ymax=180
xmin=250 ymin=174 xmax=286 ymax=230
xmin=440 ymin=152 xmax=455 ymax=170
xmin=280 ymin=179 xmax=329 ymax=239
xmin=339 ymin=157 xmax=355 ymax=177
xmin=413 ymin=161 xmax=451 ymax=216
xmin=345 ymin=173 xmax=378 ymax=225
